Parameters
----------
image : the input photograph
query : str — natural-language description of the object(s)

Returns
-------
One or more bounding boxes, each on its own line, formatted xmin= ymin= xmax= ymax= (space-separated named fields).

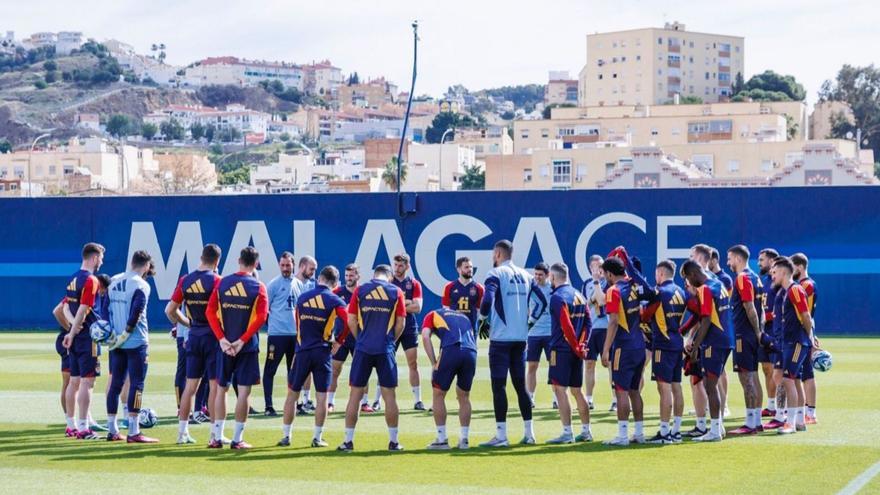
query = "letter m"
xmin=129 ymin=222 xmax=204 ymax=300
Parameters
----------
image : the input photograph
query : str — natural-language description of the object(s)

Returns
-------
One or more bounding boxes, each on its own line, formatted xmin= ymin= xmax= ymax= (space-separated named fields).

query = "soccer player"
xmin=600 ymin=255 xmax=646 ymax=446
xmin=61 ymin=242 xmax=105 ymax=440
xmin=422 ymin=307 xmax=479 ymax=450
xmin=631 ymin=259 xmax=686 ymax=444
xmin=545 ymin=262 xmax=593 ymax=444
xmin=441 ymin=256 xmax=484 ymax=334
xmin=329 ymin=263 xmax=373 ymax=413
xmin=681 ymin=260 xmax=733 ymax=442
xmin=686 ymin=244 xmax=714 ymax=431
xmin=477 ymin=240 xmax=547 ymax=447
xmin=105 ymin=250 xmax=158 ymax=443
xmin=165 ymin=244 xmax=223 ymax=445
xmin=385 ymin=253 xmax=425 ymax=411
xmin=772 ymin=257 xmax=815 ymax=434
xmin=171 ymin=323 xmax=209 ymax=425
xmin=295 ymin=255 xmax=317 ymax=411
xmin=792 ymin=253 xmax=819 ymax=424
xmin=338 ymin=264 xmax=407 ymax=452
xmin=708 ymin=248 xmax=734 ymax=292
xmin=582 ymin=255 xmax=611 ymax=412
xmin=262 ymin=252 xmax=300 ymax=417
xmin=206 ymin=247 xmax=269 ymax=449
xmin=278 ymin=266 xmax=349 ymax=448
xmin=757 ymin=248 xmax=780 ymax=417
xmin=726 ymin=245 xmax=765 ymax=435
xmin=526 ymin=262 xmax=553 ymax=409
xmin=763 ymin=263 xmax=789 ymax=430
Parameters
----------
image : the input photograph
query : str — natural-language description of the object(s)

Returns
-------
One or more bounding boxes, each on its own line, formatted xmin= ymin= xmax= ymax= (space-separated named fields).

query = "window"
xmin=598 ymin=74 xmax=603 ymax=80
xmin=49 ymin=165 xmax=56 ymax=175
xmin=557 ymin=127 xmax=575 ymax=137
xmin=672 ymin=127 xmax=681 ymax=136
xmin=552 ymin=159 xmax=571 ymax=185
xmin=651 ymin=128 xmax=659 ymax=136
xmin=761 ymin=160 xmax=773 ymax=172
xmin=63 ymin=165 xmax=74 ymax=175
xmin=605 ymin=162 xmax=615 ymax=176
xmin=612 ymin=57 xmax=617 ymax=63
xmin=35 ymin=165 xmax=42 ymax=177
xmin=635 ymin=83 xmax=641 ymax=92
xmin=727 ymin=160 xmax=740 ymax=172
xmin=540 ymin=165 xmax=550 ymax=177
xmin=621 ymin=56 xmax=626 ymax=62
xmin=612 ymin=73 xmax=617 ymax=78
xmin=521 ymin=129 xmax=529 ymax=139
xmin=541 ymin=128 xmax=549 ymax=138
xmin=636 ymin=55 xmax=641 ymax=61
xmin=0 ymin=167 xmax=6 ymax=178
xmin=523 ymin=168 xmax=533 ymax=182
xmin=689 ymin=56 xmax=693 ymax=63
xmin=705 ymin=72 xmax=710 ymax=80
xmin=719 ymin=72 xmax=730 ymax=82
xmin=689 ymin=41 xmax=694 ymax=48
xmin=13 ymin=166 xmax=24 ymax=178
xmin=658 ymin=37 xmax=663 ymax=45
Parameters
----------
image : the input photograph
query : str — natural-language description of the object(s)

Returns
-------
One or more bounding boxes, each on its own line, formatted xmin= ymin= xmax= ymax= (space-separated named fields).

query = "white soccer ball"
xmin=89 ymin=320 xmax=113 ymax=343
xmin=812 ymin=349 xmax=832 ymax=372
xmin=138 ymin=408 xmax=158 ymax=428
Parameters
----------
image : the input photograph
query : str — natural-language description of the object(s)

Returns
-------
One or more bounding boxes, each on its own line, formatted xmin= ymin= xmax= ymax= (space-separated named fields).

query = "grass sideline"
xmin=1 ymin=332 xmax=878 ymax=495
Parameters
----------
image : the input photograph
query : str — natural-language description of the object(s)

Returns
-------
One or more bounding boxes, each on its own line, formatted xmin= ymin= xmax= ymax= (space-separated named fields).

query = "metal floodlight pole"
xmin=396 ymin=20 xmax=418 ymax=213
xmin=439 ymin=127 xmax=454 ymax=191
xmin=28 ymin=133 xmax=51 ymax=198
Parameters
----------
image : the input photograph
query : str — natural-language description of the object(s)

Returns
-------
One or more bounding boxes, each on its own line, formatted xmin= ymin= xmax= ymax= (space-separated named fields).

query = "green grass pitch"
xmin=1 ymin=332 xmax=879 ymax=494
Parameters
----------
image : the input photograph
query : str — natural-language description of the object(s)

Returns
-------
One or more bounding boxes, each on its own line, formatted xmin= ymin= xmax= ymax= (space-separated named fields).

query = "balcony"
xmin=667 ymin=76 xmax=681 ymax=84
xmin=667 ymin=60 xmax=681 ymax=68
xmin=719 ymin=50 xmax=730 ymax=58
xmin=687 ymin=131 xmax=733 ymax=143
xmin=718 ymin=65 xmax=730 ymax=73
xmin=668 ymin=44 xmax=681 ymax=53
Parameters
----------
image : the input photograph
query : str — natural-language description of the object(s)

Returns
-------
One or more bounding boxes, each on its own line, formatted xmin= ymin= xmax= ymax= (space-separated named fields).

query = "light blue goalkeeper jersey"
xmin=480 ymin=260 xmax=548 ymax=342
xmin=528 ymin=281 xmax=553 ymax=337
xmin=107 ymin=271 xmax=151 ymax=349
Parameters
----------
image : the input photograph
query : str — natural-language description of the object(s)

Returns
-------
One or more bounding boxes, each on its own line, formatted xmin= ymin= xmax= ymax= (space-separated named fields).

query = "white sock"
xmin=313 ymin=425 xmax=323 ymax=441
xmin=233 ymin=421 xmax=245 ymax=443
xmin=524 ymin=420 xmax=534 ymax=438
xmin=108 ymin=415 xmax=118 ymax=435
xmin=344 ymin=427 xmax=355 ymax=443
xmin=586 ymin=395 xmax=593 ymax=403
xmin=528 ymin=391 xmax=535 ymax=401
xmin=696 ymin=417 xmax=707 ymax=430
xmin=562 ymin=424 xmax=572 ymax=436
xmin=213 ymin=420 xmax=226 ymax=440
xmin=77 ymin=418 xmax=87 ymax=432
xmin=660 ymin=421 xmax=670 ymax=436
xmin=412 ymin=386 xmax=421 ymax=403
xmin=807 ymin=406 xmax=816 ymax=419
xmin=768 ymin=398 xmax=776 ymax=410
xmin=710 ymin=418 xmax=720 ymax=436
xmin=752 ymin=408 xmax=761 ymax=427
xmin=361 ymin=394 xmax=369 ymax=406
xmin=282 ymin=423 xmax=292 ymax=439
xmin=178 ymin=420 xmax=188 ymax=436
xmin=775 ymin=407 xmax=786 ymax=422
xmin=66 ymin=416 xmax=75 ymax=429
xmin=673 ymin=416 xmax=683 ymax=434
xmin=129 ymin=415 xmax=140 ymax=436
xmin=437 ymin=425 xmax=447 ymax=442
xmin=374 ymin=388 xmax=382 ymax=403
xmin=461 ymin=426 xmax=469 ymax=441
xmin=496 ymin=422 xmax=507 ymax=440
xmin=328 ymin=392 xmax=335 ymax=405
xmin=303 ymin=389 xmax=311 ymax=402
xmin=581 ymin=423 xmax=591 ymax=436
xmin=617 ymin=420 xmax=628 ymax=439
xmin=796 ymin=407 xmax=805 ymax=426
xmin=634 ymin=421 xmax=644 ymax=436
xmin=745 ymin=409 xmax=754 ymax=428
xmin=388 ymin=427 xmax=399 ymax=443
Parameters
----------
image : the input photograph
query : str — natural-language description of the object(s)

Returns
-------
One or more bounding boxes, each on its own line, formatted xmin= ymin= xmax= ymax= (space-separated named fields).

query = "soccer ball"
xmin=89 ymin=320 xmax=114 ymax=343
xmin=812 ymin=349 xmax=832 ymax=372
xmin=138 ymin=408 xmax=159 ymax=428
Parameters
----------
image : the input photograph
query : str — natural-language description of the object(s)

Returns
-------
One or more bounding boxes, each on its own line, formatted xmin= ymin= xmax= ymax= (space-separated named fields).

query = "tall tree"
xmin=425 ymin=111 xmax=478 ymax=143
xmin=459 ymin=165 xmax=485 ymax=190
xmin=140 ymin=122 xmax=158 ymax=140
xmin=733 ymin=70 xmax=806 ymax=101
xmin=819 ymin=64 xmax=880 ymax=166
xmin=106 ymin=114 xmax=131 ymax=138
xmin=381 ymin=156 xmax=407 ymax=190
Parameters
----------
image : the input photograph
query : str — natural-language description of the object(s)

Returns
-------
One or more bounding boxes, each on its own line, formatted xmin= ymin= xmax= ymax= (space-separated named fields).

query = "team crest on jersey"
xmin=469 ymin=287 xmax=477 ymax=296
xmin=405 ymin=281 xmax=412 ymax=290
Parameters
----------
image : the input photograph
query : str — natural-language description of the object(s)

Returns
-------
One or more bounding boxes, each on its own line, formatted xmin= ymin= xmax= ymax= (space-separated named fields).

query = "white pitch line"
xmin=838 ymin=460 xmax=880 ymax=495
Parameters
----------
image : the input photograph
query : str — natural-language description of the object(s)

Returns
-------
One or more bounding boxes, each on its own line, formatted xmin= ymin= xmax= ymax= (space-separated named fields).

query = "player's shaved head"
xmin=728 ymin=244 xmax=750 ymax=261
xmin=298 ymin=255 xmax=316 ymax=267
xmin=493 ymin=240 xmax=513 ymax=260
xmin=201 ymin=244 xmax=222 ymax=264
xmin=319 ymin=265 xmax=339 ymax=286
xmin=239 ymin=246 xmax=259 ymax=268
xmin=773 ymin=256 xmax=794 ymax=274
xmin=760 ymin=248 xmax=779 ymax=259
xmin=550 ymin=262 xmax=568 ymax=281
xmin=690 ymin=244 xmax=711 ymax=263
xmin=791 ymin=253 xmax=809 ymax=269
xmin=373 ymin=264 xmax=392 ymax=279
xmin=345 ymin=263 xmax=359 ymax=273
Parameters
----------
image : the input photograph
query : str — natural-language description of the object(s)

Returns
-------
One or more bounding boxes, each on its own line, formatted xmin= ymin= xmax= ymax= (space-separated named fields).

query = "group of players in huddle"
xmin=53 ymin=237 xmax=821 ymax=450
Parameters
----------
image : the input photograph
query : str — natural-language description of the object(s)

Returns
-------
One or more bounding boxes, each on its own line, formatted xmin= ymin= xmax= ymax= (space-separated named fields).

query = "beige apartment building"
xmin=514 ymin=101 xmax=808 ymax=155
xmin=545 ymin=71 xmax=579 ymax=106
xmin=485 ymin=139 xmax=873 ymax=190
xmin=578 ymin=22 xmax=744 ymax=107
xmin=452 ymin=126 xmax=513 ymax=161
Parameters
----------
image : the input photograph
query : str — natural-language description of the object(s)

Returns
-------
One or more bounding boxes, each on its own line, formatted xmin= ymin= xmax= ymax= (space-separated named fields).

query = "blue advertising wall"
xmin=1 ymin=187 xmax=878 ymax=334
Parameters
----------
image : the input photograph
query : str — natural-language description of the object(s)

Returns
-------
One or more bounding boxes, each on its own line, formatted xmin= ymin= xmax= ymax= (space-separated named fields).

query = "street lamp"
xmin=28 ymin=133 xmax=51 ymax=198
xmin=439 ymin=127 xmax=454 ymax=191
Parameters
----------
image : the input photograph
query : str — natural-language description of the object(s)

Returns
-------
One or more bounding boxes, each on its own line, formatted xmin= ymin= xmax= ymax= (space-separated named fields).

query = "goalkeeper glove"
xmin=478 ymin=318 xmax=490 ymax=340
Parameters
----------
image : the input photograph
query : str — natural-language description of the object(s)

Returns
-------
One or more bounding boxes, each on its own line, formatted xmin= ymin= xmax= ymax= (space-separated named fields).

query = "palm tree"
xmin=382 ymin=156 xmax=407 ymax=190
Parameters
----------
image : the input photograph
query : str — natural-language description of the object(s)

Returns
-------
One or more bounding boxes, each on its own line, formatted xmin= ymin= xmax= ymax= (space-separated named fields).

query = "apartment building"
xmin=20 ymin=31 xmax=83 ymax=55
xmin=578 ymin=22 xmax=744 ymax=106
xmin=545 ymin=71 xmax=579 ymax=106
xmin=404 ymin=143 xmax=477 ymax=191
xmin=337 ymin=78 xmax=398 ymax=108
xmin=185 ymin=56 xmax=304 ymax=90
xmin=302 ymin=60 xmax=344 ymax=97
xmin=514 ymin=101 xmax=807 ymax=155
xmin=453 ymin=126 xmax=514 ymax=161
xmin=144 ymin=104 xmax=269 ymax=137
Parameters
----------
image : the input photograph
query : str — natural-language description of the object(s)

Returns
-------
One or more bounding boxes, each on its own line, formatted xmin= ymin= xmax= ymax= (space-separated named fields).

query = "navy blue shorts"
xmin=548 ymin=349 xmax=583 ymax=388
xmin=782 ymin=342 xmax=810 ymax=379
xmin=186 ymin=333 xmax=219 ymax=380
xmin=69 ymin=337 xmax=100 ymax=378
xmin=288 ymin=347 xmax=332 ymax=392
xmin=586 ymin=327 xmax=606 ymax=361
xmin=611 ymin=347 xmax=645 ymax=391
xmin=526 ymin=335 xmax=552 ymax=362
xmin=651 ymin=348 xmax=683 ymax=383
xmin=799 ymin=351 xmax=815 ymax=380
xmin=700 ymin=346 xmax=730 ymax=378
xmin=217 ymin=350 xmax=261 ymax=387
xmin=488 ymin=341 xmax=527 ymax=381
xmin=350 ymin=351 xmax=397 ymax=388
xmin=432 ymin=345 xmax=477 ymax=392
xmin=733 ymin=335 xmax=759 ymax=373
xmin=395 ymin=329 xmax=419 ymax=351
xmin=56 ymin=333 xmax=70 ymax=372
xmin=332 ymin=338 xmax=356 ymax=362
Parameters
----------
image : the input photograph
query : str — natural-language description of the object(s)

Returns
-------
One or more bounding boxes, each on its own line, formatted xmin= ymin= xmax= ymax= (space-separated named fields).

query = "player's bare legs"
xmin=584 ymin=360 xmax=596 ymax=405
xmin=177 ymin=377 xmax=202 ymax=443
xmin=231 ymin=384 xmax=251 ymax=446
xmin=404 ymin=347 xmax=421 ymax=407
xmin=61 ymin=371 xmax=70 ymax=416
xmin=456 ymin=387 xmax=472 ymax=447
xmin=570 ymin=387 xmax=591 ymax=440
xmin=76 ymin=377 xmax=95 ymax=433
xmin=761 ymin=362 xmax=776 ymax=413
xmin=778 ymin=376 xmax=803 ymax=433
xmin=211 ymin=386 xmax=229 ymax=447
xmin=699 ymin=373 xmax=723 ymax=441
xmin=766 ymin=368 xmax=787 ymax=428
xmin=340 ymin=385 xmax=365 ymax=450
xmin=656 ymin=380 xmax=673 ymax=440
xmin=671 ymin=382 xmax=684 ymax=438
xmin=690 ymin=380 xmax=708 ymax=434
xmin=65 ymin=376 xmax=80 ymax=431
xmin=329 ymin=360 xmax=343 ymax=407
xmin=804 ymin=378 xmax=817 ymax=422
xmin=380 ymin=386 xmax=401 ymax=448
xmin=737 ymin=370 xmax=761 ymax=430
xmin=428 ymin=387 xmax=449 ymax=449
xmin=526 ymin=361 xmax=539 ymax=406
xmin=719 ymin=370 xmax=729 ymax=420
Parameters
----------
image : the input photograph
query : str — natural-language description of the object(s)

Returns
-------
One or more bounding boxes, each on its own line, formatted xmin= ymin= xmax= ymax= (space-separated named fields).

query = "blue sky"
xmin=5 ymin=0 xmax=877 ymax=104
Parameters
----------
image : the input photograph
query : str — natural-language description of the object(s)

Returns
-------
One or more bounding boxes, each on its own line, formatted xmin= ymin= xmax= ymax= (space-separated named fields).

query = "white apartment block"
xmin=144 ymin=104 xmax=269 ymax=137
xmin=185 ymin=56 xmax=304 ymax=90
xmin=579 ymin=22 xmax=744 ymax=106
xmin=20 ymin=31 xmax=83 ymax=55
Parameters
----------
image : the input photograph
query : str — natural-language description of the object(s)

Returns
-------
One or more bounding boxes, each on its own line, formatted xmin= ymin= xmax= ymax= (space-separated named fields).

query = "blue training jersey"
xmin=266 ymin=275 xmax=300 ymax=336
xmin=583 ymin=277 xmax=609 ymax=330
xmin=528 ymin=282 xmax=553 ymax=337
xmin=422 ymin=307 xmax=478 ymax=351
xmin=107 ymin=271 xmax=151 ymax=349
xmin=479 ymin=260 xmax=548 ymax=342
